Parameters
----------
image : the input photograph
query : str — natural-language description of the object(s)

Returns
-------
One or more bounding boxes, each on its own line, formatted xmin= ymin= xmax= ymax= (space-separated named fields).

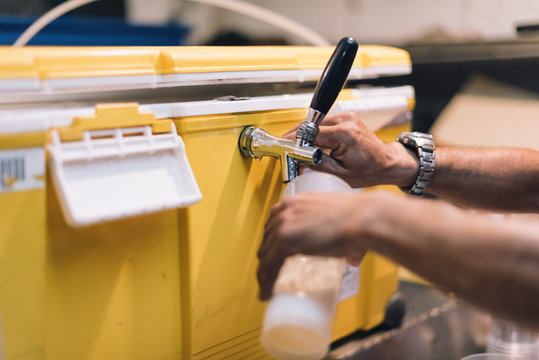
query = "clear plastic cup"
xmin=461 ymin=354 xmax=522 ymax=360
xmin=260 ymin=171 xmax=352 ymax=360
xmin=262 ymin=255 xmax=345 ymax=360
xmin=486 ymin=319 xmax=539 ymax=360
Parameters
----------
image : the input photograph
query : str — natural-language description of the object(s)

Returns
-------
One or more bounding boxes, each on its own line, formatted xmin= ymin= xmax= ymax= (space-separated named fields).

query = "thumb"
xmin=282 ymin=124 xmax=300 ymax=140
xmin=346 ymin=252 xmax=366 ymax=267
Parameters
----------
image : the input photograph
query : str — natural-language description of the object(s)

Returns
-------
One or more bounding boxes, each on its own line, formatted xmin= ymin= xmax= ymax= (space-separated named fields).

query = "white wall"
xmin=461 ymin=0 xmax=539 ymax=40
xmin=174 ymin=0 xmax=539 ymax=45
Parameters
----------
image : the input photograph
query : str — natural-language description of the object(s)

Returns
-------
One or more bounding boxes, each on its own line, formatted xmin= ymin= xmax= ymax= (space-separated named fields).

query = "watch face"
xmin=397 ymin=133 xmax=417 ymax=148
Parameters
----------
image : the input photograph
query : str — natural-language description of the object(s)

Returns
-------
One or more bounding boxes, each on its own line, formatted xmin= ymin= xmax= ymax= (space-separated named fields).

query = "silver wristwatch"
xmin=396 ymin=132 xmax=435 ymax=197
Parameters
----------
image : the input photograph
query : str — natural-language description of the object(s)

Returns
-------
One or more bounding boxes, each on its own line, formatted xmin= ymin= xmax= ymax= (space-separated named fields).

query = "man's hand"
xmin=257 ymin=191 xmax=388 ymax=300
xmin=285 ymin=112 xmax=418 ymax=188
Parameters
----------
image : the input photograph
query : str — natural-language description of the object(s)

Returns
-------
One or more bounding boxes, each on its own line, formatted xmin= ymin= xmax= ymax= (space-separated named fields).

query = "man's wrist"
xmin=385 ymin=142 xmax=420 ymax=187
xmin=351 ymin=191 xmax=402 ymax=252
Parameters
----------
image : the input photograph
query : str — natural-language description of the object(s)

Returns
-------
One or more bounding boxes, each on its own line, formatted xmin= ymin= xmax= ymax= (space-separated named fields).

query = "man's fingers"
xmin=282 ymin=112 xmax=358 ymax=140
xmin=282 ymin=125 xmax=300 ymax=140
xmin=258 ymin=201 xmax=294 ymax=300
xmin=265 ymin=202 xmax=286 ymax=232
xmin=257 ymin=247 xmax=285 ymax=301
xmin=320 ymin=112 xmax=358 ymax=126
xmin=312 ymin=125 xmax=345 ymax=151
xmin=317 ymin=115 xmax=342 ymax=126
xmin=312 ymin=152 xmax=347 ymax=177
xmin=260 ymin=220 xmax=283 ymax=259
xmin=260 ymin=203 xmax=288 ymax=261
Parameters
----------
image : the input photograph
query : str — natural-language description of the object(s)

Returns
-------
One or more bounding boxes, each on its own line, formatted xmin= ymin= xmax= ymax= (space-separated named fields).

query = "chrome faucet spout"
xmin=239 ymin=126 xmax=322 ymax=182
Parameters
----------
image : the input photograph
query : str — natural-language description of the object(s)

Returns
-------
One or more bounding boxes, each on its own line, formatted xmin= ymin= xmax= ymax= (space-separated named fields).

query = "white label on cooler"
xmin=0 ymin=147 xmax=44 ymax=192
xmin=338 ymin=263 xmax=360 ymax=302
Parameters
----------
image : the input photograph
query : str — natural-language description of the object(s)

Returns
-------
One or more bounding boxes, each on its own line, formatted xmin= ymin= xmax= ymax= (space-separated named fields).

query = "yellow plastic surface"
xmin=55 ymin=103 xmax=172 ymax=142
xmin=0 ymin=189 xmax=46 ymax=360
xmin=172 ymin=93 xmax=411 ymax=358
xmin=0 ymin=45 xmax=410 ymax=79
xmin=0 ymin=97 xmax=411 ymax=360
xmin=44 ymin=178 xmax=183 ymax=360
xmin=0 ymin=131 xmax=46 ymax=150
xmin=0 ymin=133 xmax=183 ymax=360
xmin=175 ymin=110 xmax=295 ymax=359
xmin=0 ymin=44 xmax=413 ymax=359
xmin=0 ymin=100 xmax=411 ymax=360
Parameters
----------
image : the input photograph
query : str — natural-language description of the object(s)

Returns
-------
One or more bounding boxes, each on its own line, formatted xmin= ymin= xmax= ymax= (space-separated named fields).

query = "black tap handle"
xmin=309 ymin=37 xmax=358 ymax=117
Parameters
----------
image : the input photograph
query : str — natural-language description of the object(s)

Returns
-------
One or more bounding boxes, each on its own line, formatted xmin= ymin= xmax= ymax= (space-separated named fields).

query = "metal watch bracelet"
xmin=396 ymin=132 xmax=435 ymax=197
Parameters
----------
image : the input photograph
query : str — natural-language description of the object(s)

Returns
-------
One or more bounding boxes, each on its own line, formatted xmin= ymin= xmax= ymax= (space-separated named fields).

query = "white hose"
xmin=13 ymin=0 xmax=101 ymax=47
xmin=13 ymin=0 xmax=331 ymax=47
xmin=187 ymin=0 xmax=331 ymax=46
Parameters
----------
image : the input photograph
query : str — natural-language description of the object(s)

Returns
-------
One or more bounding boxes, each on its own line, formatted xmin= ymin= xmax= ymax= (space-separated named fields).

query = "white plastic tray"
xmin=47 ymin=123 xmax=201 ymax=227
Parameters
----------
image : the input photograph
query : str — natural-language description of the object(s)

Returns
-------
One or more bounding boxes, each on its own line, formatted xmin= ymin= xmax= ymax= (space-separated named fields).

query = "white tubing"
xmin=13 ymin=0 xmax=332 ymax=47
xmin=13 ymin=0 xmax=101 ymax=47
xmin=187 ymin=0 xmax=331 ymax=46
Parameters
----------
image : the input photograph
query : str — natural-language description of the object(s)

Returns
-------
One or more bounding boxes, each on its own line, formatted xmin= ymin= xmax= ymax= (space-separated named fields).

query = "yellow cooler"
xmin=0 ymin=45 xmax=413 ymax=360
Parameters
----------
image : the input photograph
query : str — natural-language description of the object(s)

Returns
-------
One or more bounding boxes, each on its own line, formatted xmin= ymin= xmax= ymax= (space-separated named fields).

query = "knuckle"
xmin=343 ymin=120 xmax=358 ymax=131
xmin=277 ymin=210 xmax=291 ymax=225
xmin=342 ymin=112 xmax=357 ymax=122
xmin=335 ymin=123 xmax=357 ymax=142
xmin=338 ymin=121 xmax=353 ymax=131
xmin=280 ymin=197 xmax=293 ymax=208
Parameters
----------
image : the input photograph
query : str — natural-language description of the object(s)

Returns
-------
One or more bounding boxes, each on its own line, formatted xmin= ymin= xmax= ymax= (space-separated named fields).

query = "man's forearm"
xmin=427 ymin=147 xmax=539 ymax=212
xmin=388 ymin=144 xmax=539 ymax=212
xmin=356 ymin=194 xmax=539 ymax=330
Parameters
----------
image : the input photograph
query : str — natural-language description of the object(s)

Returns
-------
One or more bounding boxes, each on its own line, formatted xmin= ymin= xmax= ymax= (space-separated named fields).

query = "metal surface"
xmin=238 ymin=126 xmax=322 ymax=182
xmin=406 ymin=39 xmax=539 ymax=64
xmin=295 ymin=108 xmax=325 ymax=147
xmin=329 ymin=281 xmax=491 ymax=360
xmin=397 ymin=132 xmax=435 ymax=197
